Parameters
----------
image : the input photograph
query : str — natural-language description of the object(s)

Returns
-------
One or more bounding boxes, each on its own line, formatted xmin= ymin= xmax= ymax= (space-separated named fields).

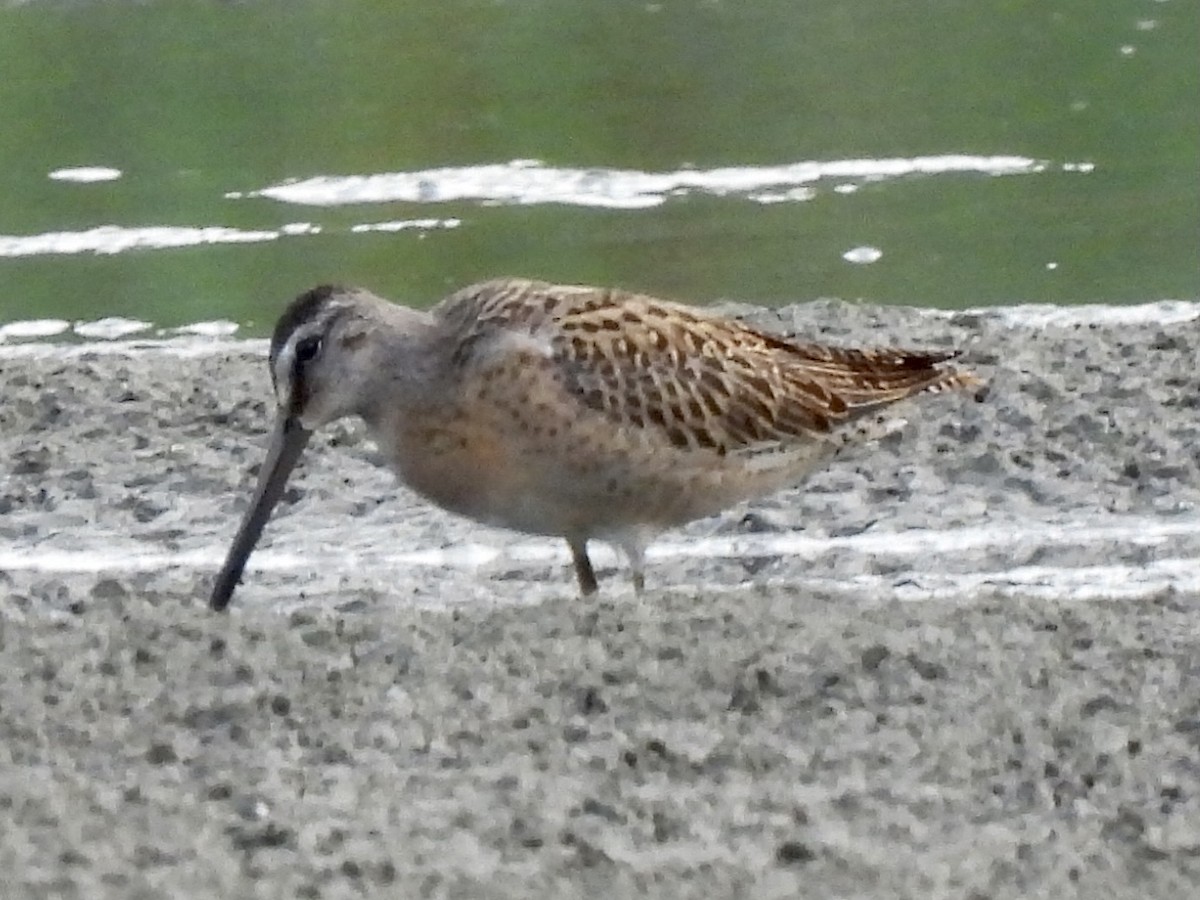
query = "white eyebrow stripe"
xmin=270 ymin=343 xmax=292 ymax=407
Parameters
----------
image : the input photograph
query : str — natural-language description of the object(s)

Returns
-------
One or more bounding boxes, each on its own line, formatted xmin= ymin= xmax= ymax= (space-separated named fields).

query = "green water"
xmin=0 ymin=0 xmax=1196 ymax=333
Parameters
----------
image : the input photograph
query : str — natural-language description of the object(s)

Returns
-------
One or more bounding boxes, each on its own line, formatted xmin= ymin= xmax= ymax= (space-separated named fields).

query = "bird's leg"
xmin=569 ymin=538 xmax=599 ymax=595
xmin=620 ymin=537 xmax=647 ymax=596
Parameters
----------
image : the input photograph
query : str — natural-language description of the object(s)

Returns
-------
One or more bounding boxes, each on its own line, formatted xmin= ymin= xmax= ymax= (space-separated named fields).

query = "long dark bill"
xmin=210 ymin=414 xmax=312 ymax=610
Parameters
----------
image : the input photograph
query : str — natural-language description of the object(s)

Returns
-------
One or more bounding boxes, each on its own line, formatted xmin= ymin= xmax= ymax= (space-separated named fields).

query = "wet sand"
xmin=2 ymin=298 xmax=1200 ymax=898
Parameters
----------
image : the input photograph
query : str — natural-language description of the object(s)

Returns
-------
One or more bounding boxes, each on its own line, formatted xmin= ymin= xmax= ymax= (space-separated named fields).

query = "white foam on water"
xmin=48 ymin=166 xmax=123 ymax=183
xmin=0 ymin=155 xmax=1078 ymax=263
xmin=0 ymin=319 xmax=71 ymax=340
xmin=232 ymin=155 xmax=1053 ymax=209
xmin=4 ymin=294 xmax=1197 ymax=357
xmin=0 ymin=225 xmax=279 ymax=258
xmin=280 ymin=222 xmax=322 ymax=236
xmin=747 ymin=187 xmax=815 ymax=204
xmin=350 ymin=218 xmax=462 ymax=233
xmin=168 ymin=320 xmax=240 ymax=338
xmin=0 ymin=216 xmax=462 ymax=261
xmin=73 ymin=317 xmax=153 ymax=339
xmin=842 ymin=246 xmax=883 ymax=265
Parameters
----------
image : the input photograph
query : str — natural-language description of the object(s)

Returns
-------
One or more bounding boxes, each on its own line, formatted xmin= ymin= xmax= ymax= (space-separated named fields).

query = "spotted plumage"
xmin=210 ymin=278 xmax=981 ymax=609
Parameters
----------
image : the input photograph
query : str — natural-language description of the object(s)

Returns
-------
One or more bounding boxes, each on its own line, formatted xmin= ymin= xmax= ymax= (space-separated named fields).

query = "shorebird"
xmin=209 ymin=278 xmax=980 ymax=609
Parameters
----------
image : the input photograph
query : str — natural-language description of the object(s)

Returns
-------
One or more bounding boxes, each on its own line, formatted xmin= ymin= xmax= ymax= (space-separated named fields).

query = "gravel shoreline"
xmin=2 ymin=298 xmax=1200 ymax=898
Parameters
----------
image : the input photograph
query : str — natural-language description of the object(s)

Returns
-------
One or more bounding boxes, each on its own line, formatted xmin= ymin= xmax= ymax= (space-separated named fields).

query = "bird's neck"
xmin=356 ymin=312 xmax=449 ymax=429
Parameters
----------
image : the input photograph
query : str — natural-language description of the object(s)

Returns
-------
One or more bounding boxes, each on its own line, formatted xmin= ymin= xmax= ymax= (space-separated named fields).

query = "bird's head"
xmin=209 ymin=284 xmax=405 ymax=611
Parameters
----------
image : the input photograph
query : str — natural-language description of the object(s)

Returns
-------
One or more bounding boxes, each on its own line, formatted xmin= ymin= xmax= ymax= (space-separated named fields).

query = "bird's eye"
xmin=295 ymin=335 xmax=322 ymax=365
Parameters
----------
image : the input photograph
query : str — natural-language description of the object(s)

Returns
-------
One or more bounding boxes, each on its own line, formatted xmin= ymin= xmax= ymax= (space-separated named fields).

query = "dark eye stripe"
xmin=295 ymin=335 xmax=322 ymax=364
xmin=282 ymin=335 xmax=322 ymax=417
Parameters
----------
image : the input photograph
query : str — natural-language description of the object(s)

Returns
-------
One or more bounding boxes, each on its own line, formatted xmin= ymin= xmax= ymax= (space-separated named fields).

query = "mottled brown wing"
xmin=436 ymin=278 xmax=980 ymax=456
